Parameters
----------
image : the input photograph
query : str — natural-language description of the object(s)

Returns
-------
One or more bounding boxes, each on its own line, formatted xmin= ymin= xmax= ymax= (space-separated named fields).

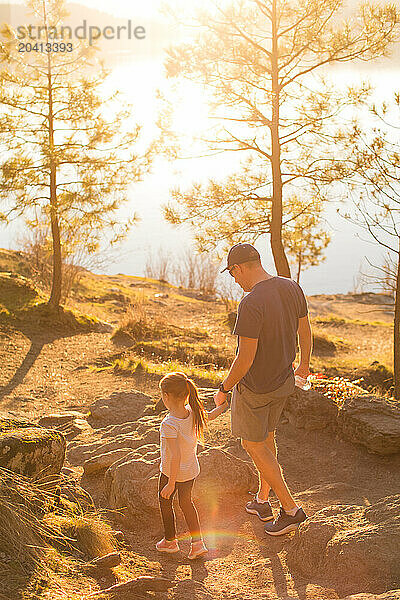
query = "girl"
xmin=156 ymin=371 xmax=228 ymax=560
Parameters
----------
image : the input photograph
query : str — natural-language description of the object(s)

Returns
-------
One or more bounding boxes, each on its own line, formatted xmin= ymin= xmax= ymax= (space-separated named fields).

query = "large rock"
xmin=38 ymin=411 xmax=92 ymax=441
xmin=337 ymin=396 xmax=400 ymax=455
xmin=287 ymin=495 xmax=400 ymax=595
xmin=105 ymin=444 xmax=160 ymax=513
xmin=88 ymin=390 xmax=152 ymax=426
xmin=38 ymin=411 xmax=86 ymax=428
xmin=68 ymin=416 xmax=161 ymax=466
xmin=0 ymin=418 xmax=66 ymax=478
xmin=104 ymin=444 xmax=257 ymax=518
xmin=283 ymin=388 xmax=338 ymax=430
xmin=284 ymin=388 xmax=400 ymax=455
xmin=197 ymin=447 xmax=257 ymax=494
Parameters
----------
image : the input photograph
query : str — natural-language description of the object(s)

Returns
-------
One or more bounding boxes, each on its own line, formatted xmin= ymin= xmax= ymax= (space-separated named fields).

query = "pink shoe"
xmin=155 ymin=538 xmax=180 ymax=553
xmin=188 ymin=540 xmax=208 ymax=560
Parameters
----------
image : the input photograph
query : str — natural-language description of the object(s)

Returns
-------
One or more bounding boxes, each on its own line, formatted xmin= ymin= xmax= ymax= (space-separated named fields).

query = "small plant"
xmin=112 ymin=297 xmax=168 ymax=344
xmin=309 ymin=374 xmax=369 ymax=406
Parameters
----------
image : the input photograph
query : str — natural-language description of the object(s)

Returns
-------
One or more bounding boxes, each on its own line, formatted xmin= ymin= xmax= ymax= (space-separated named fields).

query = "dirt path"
xmin=0 ymin=325 xmax=162 ymax=419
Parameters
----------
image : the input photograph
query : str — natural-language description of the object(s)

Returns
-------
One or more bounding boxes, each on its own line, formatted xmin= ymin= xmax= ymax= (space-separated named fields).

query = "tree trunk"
xmin=297 ymin=251 xmax=302 ymax=284
xmin=270 ymin=0 xmax=291 ymax=278
xmin=394 ymin=240 xmax=400 ymax=400
xmin=44 ymin=1 xmax=62 ymax=309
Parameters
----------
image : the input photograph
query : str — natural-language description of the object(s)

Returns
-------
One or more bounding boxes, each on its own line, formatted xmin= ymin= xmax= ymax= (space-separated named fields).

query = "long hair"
xmin=159 ymin=372 xmax=207 ymax=441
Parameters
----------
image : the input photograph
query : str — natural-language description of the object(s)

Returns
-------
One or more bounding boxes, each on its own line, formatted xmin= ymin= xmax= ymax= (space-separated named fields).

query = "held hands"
xmin=214 ymin=389 xmax=228 ymax=407
xmin=160 ymin=482 xmax=175 ymax=499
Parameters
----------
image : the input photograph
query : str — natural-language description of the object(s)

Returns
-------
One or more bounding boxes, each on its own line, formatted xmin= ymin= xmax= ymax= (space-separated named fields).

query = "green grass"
xmin=0 ymin=467 xmax=119 ymax=600
xmin=0 ymin=272 xmax=104 ymax=334
xmin=106 ymin=355 xmax=224 ymax=386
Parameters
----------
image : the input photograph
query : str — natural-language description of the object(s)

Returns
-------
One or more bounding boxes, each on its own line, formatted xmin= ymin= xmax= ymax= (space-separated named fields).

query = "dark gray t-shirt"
xmin=233 ymin=277 xmax=308 ymax=393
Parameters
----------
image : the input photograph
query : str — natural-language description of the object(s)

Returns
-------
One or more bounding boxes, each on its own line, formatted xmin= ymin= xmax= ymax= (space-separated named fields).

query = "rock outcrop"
xmin=0 ymin=418 xmax=66 ymax=478
xmin=287 ymin=495 xmax=400 ymax=595
xmin=337 ymin=396 xmax=400 ymax=456
xmin=68 ymin=415 xmax=161 ymax=467
xmin=38 ymin=411 xmax=92 ymax=441
xmin=284 ymin=388 xmax=400 ymax=455
xmin=284 ymin=388 xmax=337 ymax=430
xmin=104 ymin=441 xmax=257 ymax=519
xmin=88 ymin=390 xmax=153 ymax=426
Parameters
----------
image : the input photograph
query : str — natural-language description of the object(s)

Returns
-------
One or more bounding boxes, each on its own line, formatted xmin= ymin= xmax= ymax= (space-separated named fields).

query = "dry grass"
xmin=111 ymin=296 xmax=209 ymax=344
xmin=312 ymin=330 xmax=350 ymax=356
xmin=112 ymin=297 xmax=167 ymax=342
xmin=133 ymin=339 xmax=233 ymax=368
xmin=313 ymin=314 xmax=392 ymax=328
xmin=0 ymin=468 xmax=118 ymax=600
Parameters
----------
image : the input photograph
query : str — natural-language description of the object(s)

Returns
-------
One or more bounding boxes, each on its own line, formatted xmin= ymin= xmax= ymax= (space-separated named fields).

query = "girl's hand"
xmin=161 ymin=482 xmax=175 ymax=499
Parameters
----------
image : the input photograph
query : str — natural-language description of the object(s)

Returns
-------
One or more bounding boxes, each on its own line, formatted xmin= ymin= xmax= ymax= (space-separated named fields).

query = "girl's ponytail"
xmin=186 ymin=377 xmax=207 ymax=442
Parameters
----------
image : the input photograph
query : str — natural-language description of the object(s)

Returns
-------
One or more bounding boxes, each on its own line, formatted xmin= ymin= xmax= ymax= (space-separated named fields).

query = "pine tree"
xmin=339 ymin=94 xmax=400 ymax=399
xmin=163 ymin=0 xmax=398 ymax=276
xmin=0 ymin=0 xmax=154 ymax=308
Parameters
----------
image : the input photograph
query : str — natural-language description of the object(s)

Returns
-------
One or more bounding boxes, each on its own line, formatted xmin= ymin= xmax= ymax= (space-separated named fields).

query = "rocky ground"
xmin=1 ymin=347 xmax=399 ymax=599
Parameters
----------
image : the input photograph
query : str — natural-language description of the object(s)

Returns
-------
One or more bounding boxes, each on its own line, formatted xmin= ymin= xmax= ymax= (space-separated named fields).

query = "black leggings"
xmin=158 ymin=473 xmax=201 ymax=542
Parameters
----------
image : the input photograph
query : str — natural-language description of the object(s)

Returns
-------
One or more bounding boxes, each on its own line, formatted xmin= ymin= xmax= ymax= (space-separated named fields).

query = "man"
xmin=214 ymin=243 xmax=312 ymax=536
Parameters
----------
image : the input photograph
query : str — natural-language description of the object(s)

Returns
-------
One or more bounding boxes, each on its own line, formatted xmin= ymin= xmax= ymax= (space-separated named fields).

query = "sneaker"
xmin=245 ymin=497 xmax=274 ymax=522
xmin=188 ymin=540 xmax=208 ymax=560
xmin=264 ymin=507 xmax=307 ymax=536
xmin=155 ymin=537 xmax=180 ymax=553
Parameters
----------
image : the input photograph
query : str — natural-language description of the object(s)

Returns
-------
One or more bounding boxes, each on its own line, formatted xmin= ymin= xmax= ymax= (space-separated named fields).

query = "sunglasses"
xmin=228 ymin=265 xmax=237 ymax=277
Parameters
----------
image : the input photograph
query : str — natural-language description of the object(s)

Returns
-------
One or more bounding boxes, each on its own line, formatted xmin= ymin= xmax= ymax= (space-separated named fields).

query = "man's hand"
xmin=214 ymin=389 xmax=228 ymax=407
xmin=160 ymin=482 xmax=175 ymax=499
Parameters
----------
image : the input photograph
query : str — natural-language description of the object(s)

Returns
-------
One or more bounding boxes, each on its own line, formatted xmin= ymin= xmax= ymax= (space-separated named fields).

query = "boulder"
xmin=88 ymin=390 xmax=152 ymax=426
xmin=38 ymin=412 xmax=92 ymax=441
xmin=0 ymin=418 xmax=66 ymax=478
xmin=38 ymin=411 xmax=86 ymax=428
xmin=337 ymin=396 xmax=400 ymax=455
xmin=287 ymin=495 xmax=400 ymax=595
xmin=105 ymin=444 xmax=160 ymax=513
xmin=104 ymin=444 xmax=257 ymax=519
xmin=283 ymin=388 xmax=338 ymax=430
xmin=68 ymin=422 xmax=160 ymax=465
xmin=197 ymin=447 xmax=257 ymax=494
xmin=83 ymin=448 xmax=141 ymax=476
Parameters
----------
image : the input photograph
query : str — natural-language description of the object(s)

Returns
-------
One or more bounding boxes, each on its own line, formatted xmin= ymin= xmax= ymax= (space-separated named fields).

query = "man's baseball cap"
xmin=221 ymin=243 xmax=261 ymax=273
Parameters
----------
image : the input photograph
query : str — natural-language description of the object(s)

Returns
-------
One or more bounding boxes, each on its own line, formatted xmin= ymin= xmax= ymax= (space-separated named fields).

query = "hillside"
xmin=0 ymin=248 xmax=398 ymax=600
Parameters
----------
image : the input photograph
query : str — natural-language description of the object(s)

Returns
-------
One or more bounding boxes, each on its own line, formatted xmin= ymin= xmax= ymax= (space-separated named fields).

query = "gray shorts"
xmin=231 ymin=373 xmax=295 ymax=442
